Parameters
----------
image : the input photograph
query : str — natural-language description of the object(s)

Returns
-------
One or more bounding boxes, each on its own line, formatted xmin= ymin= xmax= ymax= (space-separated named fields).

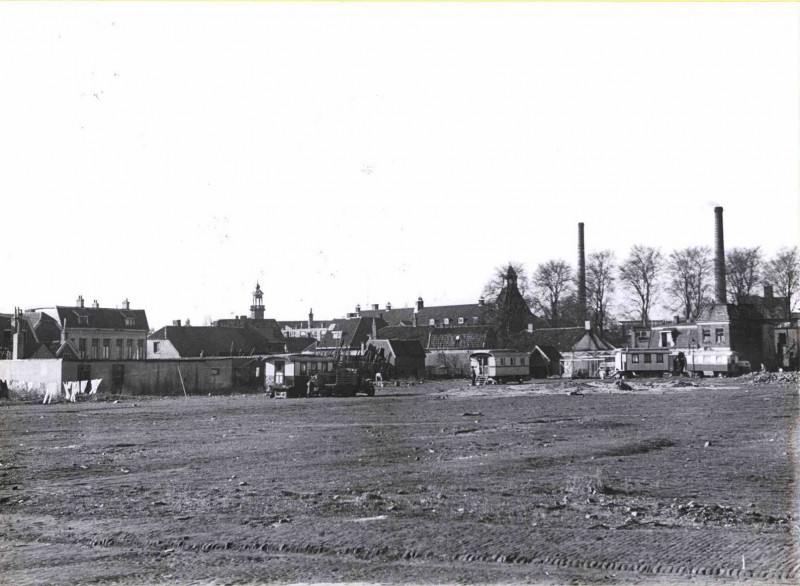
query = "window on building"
xmin=327 ymin=362 xmax=333 ymax=372
xmin=522 ymin=356 xmax=528 ymax=365
xmin=454 ymin=335 xmax=460 ymax=348
xmin=660 ymin=332 xmax=670 ymax=347
xmin=637 ymin=330 xmax=649 ymax=340
xmin=656 ymin=353 xmax=664 ymax=363
xmin=137 ymin=339 xmax=144 ymax=359
xmin=299 ymin=361 xmax=307 ymax=374
xmin=77 ymin=364 xmax=91 ymax=382
xmin=125 ymin=317 xmax=135 ymax=327
xmin=715 ymin=328 xmax=724 ymax=343
xmin=472 ymin=317 xmax=479 ymax=324
xmin=79 ymin=338 xmax=87 ymax=359
xmin=103 ymin=339 xmax=110 ymax=359
xmin=152 ymin=341 xmax=160 ymax=354
xmin=509 ymin=357 xmax=515 ymax=365
xmin=116 ymin=338 xmax=123 ymax=358
xmin=443 ymin=318 xmax=450 ymax=325
xmin=632 ymin=354 xmax=640 ymax=363
xmin=499 ymin=357 xmax=505 ymax=366
xmin=644 ymin=353 xmax=652 ymax=363
xmin=211 ymin=368 xmax=220 ymax=375
xmin=458 ymin=317 xmax=465 ymax=325
xmin=78 ymin=315 xmax=89 ymax=326
xmin=702 ymin=329 xmax=711 ymax=343
xmin=126 ymin=339 xmax=133 ymax=359
xmin=91 ymin=339 xmax=98 ymax=359
xmin=429 ymin=319 xmax=435 ymax=326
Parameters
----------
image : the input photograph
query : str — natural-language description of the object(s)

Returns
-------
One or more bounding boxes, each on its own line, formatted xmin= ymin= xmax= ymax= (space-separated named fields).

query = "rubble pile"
xmin=740 ymin=372 xmax=798 ymax=385
xmin=673 ymin=500 xmax=792 ymax=530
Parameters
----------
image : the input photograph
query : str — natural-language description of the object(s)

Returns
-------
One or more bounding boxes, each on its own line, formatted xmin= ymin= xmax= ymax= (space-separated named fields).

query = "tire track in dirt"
xmin=6 ymin=515 xmax=795 ymax=584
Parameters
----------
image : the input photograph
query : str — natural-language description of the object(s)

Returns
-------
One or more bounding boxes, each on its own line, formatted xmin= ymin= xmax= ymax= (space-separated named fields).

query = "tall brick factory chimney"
xmin=714 ymin=206 xmax=727 ymax=305
xmin=577 ymin=222 xmax=586 ymax=323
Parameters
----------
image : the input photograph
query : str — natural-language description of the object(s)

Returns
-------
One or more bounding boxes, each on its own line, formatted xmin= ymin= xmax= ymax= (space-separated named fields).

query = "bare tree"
xmin=667 ymin=246 xmax=713 ymax=321
xmin=726 ymin=247 xmax=763 ymax=302
xmin=532 ymin=260 xmax=574 ymax=327
xmin=763 ymin=246 xmax=800 ymax=313
xmin=585 ymin=250 xmax=616 ymax=335
xmin=619 ymin=245 xmax=663 ymax=326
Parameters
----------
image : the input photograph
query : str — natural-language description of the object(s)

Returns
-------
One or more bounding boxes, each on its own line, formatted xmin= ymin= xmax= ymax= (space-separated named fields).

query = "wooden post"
xmin=177 ymin=366 xmax=188 ymax=397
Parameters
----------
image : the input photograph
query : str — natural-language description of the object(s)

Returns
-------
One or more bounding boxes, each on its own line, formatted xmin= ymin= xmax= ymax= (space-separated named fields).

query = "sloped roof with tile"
xmin=148 ymin=326 xmax=276 ymax=357
xmin=428 ymin=326 xmax=495 ymax=350
xmin=359 ymin=303 xmax=490 ymax=327
xmin=375 ymin=325 xmax=434 ymax=347
xmin=49 ymin=306 xmax=150 ymax=332
xmin=697 ymin=302 xmax=763 ymax=323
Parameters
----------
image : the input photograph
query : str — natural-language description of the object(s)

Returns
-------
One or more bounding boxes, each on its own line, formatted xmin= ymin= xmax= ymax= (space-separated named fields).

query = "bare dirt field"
xmin=1 ymin=376 xmax=798 ymax=586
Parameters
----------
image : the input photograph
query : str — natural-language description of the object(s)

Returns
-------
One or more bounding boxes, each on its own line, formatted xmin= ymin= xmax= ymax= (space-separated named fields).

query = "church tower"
xmin=250 ymin=282 xmax=265 ymax=320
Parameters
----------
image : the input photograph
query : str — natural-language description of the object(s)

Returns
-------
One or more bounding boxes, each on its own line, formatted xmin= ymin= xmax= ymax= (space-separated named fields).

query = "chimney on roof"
xmin=76 ymin=295 xmax=84 ymax=308
xmin=584 ymin=320 xmax=591 ymax=332
xmin=92 ymin=299 xmax=99 ymax=309
xmin=371 ymin=318 xmax=377 ymax=339
xmin=122 ymin=298 xmax=130 ymax=310
xmin=527 ymin=323 xmax=534 ymax=333
xmin=478 ymin=295 xmax=485 ymax=307
xmin=415 ymin=296 xmax=424 ymax=311
xmin=577 ymin=222 xmax=587 ymax=323
xmin=763 ymin=284 xmax=773 ymax=298
xmin=308 ymin=308 xmax=314 ymax=329
xmin=371 ymin=303 xmax=379 ymax=311
xmin=386 ymin=302 xmax=392 ymax=311
xmin=413 ymin=312 xmax=418 ymax=328
xmin=173 ymin=320 xmax=182 ymax=327
xmin=355 ymin=304 xmax=361 ymax=316
xmin=714 ymin=207 xmax=727 ymax=305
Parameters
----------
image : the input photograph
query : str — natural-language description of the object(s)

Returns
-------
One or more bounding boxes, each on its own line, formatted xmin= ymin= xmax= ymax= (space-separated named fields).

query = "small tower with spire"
xmin=250 ymin=282 xmax=265 ymax=320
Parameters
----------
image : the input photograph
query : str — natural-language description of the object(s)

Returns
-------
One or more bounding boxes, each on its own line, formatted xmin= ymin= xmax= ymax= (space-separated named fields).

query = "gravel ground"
xmin=0 ymin=377 xmax=797 ymax=585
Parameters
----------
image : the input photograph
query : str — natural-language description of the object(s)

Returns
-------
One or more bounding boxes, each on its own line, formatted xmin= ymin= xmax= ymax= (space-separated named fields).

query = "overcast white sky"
xmin=1 ymin=2 xmax=798 ymax=329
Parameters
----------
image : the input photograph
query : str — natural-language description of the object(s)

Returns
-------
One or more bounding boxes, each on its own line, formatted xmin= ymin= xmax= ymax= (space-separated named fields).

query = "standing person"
xmin=471 ymin=365 xmax=477 ymax=386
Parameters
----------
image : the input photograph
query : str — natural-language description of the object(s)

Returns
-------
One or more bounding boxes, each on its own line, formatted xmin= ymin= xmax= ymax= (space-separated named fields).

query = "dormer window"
xmin=125 ymin=317 xmax=135 ymax=327
xmin=458 ymin=317 xmax=465 ymax=325
xmin=443 ymin=318 xmax=450 ymax=325
xmin=429 ymin=319 xmax=435 ymax=326
xmin=78 ymin=315 xmax=89 ymax=326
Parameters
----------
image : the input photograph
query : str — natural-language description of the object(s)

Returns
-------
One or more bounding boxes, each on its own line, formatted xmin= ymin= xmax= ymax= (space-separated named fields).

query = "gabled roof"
xmin=571 ymin=330 xmax=616 ymax=352
xmin=387 ymin=339 xmax=427 ymax=358
xmin=149 ymin=326 xmax=276 ymax=357
xmin=366 ymin=338 xmax=427 ymax=360
xmin=49 ymin=306 xmax=149 ymax=332
xmin=317 ymin=317 xmax=388 ymax=350
xmin=533 ymin=345 xmax=562 ymax=363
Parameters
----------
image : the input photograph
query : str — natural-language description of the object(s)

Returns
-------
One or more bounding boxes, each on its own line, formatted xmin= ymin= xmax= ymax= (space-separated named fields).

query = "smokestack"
xmin=714 ymin=207 xmax=726 ymax=304
xmin=577 ymin=222 xmax=586 ymax=322
xmin=308 ymin=308 xmax=314 ymax=328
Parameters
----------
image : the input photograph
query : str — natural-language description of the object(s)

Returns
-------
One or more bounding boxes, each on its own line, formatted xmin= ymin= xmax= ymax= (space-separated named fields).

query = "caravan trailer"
xmin=263 ymin=354 xmax=375 ymax=398
xmin=469 ymin=350 xmax=529 ymax=384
